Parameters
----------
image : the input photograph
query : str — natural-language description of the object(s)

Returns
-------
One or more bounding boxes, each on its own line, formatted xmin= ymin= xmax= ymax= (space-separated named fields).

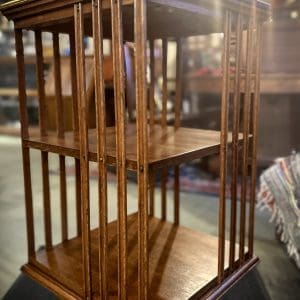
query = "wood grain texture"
xmin=69 ymin=31 xmax=79 ymax=136
xmin=24 ymin=125 xmax=247 ymax=170
xmin=25 ymin=213 xmax=246 ymax=300
xmin=59 ymin=155 xmax=68 ymax=242
xmin=92 ymin=0 xmax=108 ymax=298
xmin=15 ymin=28 xmax=35 ymax=258
xmin=173 ymin=39 xmax=183 ymax=226
xmin=52 ymin=32 xmax=64 ymax=138
xmin=229 ymin=12 xmax=243 ymax=271
xmin=75 ymin=3 xmax=92 ymax=298
xmin=248 ymin=22 xmax=262 ymax=257
xmin=239 ymin=12 xmax=255 ymax=265
xmin=5 ymin=1 xmax=270 ymax=37
xmin=134 ymin=0 xmax=149 ymax=298
xmin=53 ymin=31 xmax=68 ymax=244
xmin=149 ymin=168 xmax=155 ymax=217
xmin=34 ymin=30 xmax=47 ymax=137
xmin=160 ymin=38 xmax=168 ymax=224
xmin=41 ymin=151 xmax=52 ymax=250
xmin=75 ymin=158 xmax=82 ymax=237
xmin=111 ymin=0 xmax=128 ymax=297
xmin=218 ymin=9 xmax=231 ymax=283
xmin=149 ymin=39 xmax=155 ymax=128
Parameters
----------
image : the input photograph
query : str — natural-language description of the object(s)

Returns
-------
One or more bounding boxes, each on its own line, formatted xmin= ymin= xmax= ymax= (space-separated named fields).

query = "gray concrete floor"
xmin=0 ymin=135 xmax=299 ymax=299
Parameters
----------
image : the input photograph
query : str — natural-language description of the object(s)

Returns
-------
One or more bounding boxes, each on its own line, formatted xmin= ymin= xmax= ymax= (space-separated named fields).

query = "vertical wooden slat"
xmin=69 ymin=31 xmax=79 ymax=136
xmin=74 ymin=3 xmax=92 ymax=298
xmin=70 ymin=30 xmax=81 ymax=237
xmin=15 ymin=29 xmax=35 ymax=258
xmin=53 ymin=33 xmax=64 ymax=138
xmin=92 ymin=0 xmax=108 ymax=298
xmin=149 ymin=39 xmax=155 ymax=128
xmin=53 ymin=32 xmax=68 ymax=242
xmin=75 ymin=158 xmax=82 ymax=236
xmin=174 ymin=166 xmax=180 ymax=225
xmin=35 ymin=30 xmax=53 ymax=249
xmin=70 ymin=30 xmax=82 ymax=237
xmin=174 ymin=38 xmax=182 ymax=129
xmin=41 ymin=151 xmax=52 ymax=249
xmin=149 ymin=168 xmax=155 ymax=217
xmin=135 ymin=0 xmax=149 ymax=298
xmin=161 ymin=38 xmax=168 ymax=127
xmin=59 ymin=155 xmax=68 ymax=241
xmin=218 ymin=10 xmax=231 ymax=283
xmin=248 ymin=22 xmax=262 ymax=257
xmin=161 ymin=38 xmax=168 ymax=221
xmin=111 ymin=0 xmax=128 ymax=298
xmin=173 ymin=38 xmax=183 ymax=225
xmin=148 ymin=40 xmax=156 ymax=218
xmin=229 ymin=13 xmax=243 ymax=270
xmin=161 ymin=168 xmax=167 ymax=221
xmin=34 ymin=30 xmax=47 ymax=137
xmin=239 ymin=12 xmax=255 ymax=264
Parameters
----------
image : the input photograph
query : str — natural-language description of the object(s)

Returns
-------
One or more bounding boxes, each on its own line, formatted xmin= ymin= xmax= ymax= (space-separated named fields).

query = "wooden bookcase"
xmin=0 ymin=0 xmax=270 ymax=299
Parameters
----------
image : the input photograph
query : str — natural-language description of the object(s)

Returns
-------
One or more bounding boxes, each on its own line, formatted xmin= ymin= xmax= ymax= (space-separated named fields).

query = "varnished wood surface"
xmin=24 ymin=213 xmax=245 ymax=299
xmin=185 ymin=73 xmax=300 ymax=95
xmin=24 ymin=124 xmax=247 ymax=170
xmin=1 ymin=1 xmax=270 ymax=39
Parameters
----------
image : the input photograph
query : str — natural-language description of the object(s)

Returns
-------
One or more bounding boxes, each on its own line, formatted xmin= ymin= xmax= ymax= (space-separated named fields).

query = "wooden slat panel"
xmin=174 ymin=38 xmax=182 ymax=129
xmin=15 ymin=29 xmax=29 ymax=139
xmin=161 ymin=168 xmax=167 ymax=221
xmin=69 ymin=31 xmax=79 ymax=136
xmin=74 ymin=3 xmax=92 ymax=298
xmin=34 ymin=29 xmax=53 ymax=250
xmin=229 ymin=13 xmax=243 ymax=271
xmin=149 ymin=168 xmax=155 ymax=217
xmin=53 ymin=33 xmax=64 ymax=138
xmin=41 ymin=151 xmax=52 ymax=249
xmin=53 ymin=32 xmax=68 ymax=243
xmin=69 ymin=29 xmax=81 ymax=238
xmin=59 ymin=155 xmax=68 ymax=241
xmin=149 ymin=39 xmax=155 ymax=128
xmin=75 ymin=158 xmax=82 ymax=237
xmin=15 ymin=29 xmax=35 ymax=258
xmin=161 ymin=38 xmax=168 ymax=127
xmin=173 ymin=38 xmax=183 ymax=226
xmin=161 ymin=38 xmax=168 ymax=222
xmin=34 ymin=30 xmax=47 ymax=137
xmin=135 ymin=0 xmax=149 ymax=298
xmin=174 ymin=165 xmax=180 ymax=225
xmin=248 ymin=22 xmax=262 ymax=257
xmin=111 ymin=0 xmax=128 ymax=297
xmin=148 ymin=40 xmax=156 ymax=220
xmin=239 ymin=11 xmax=255 ymax=264
xmin=92 ymin=0 xmax=108 ymax=298
xmin=218 ymin=10 xmax=231 ymax=283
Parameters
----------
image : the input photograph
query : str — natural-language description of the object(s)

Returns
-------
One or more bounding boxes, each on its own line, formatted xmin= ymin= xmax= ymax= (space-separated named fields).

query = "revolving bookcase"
xmin=0 ymin=0 xmax=270 ymax=299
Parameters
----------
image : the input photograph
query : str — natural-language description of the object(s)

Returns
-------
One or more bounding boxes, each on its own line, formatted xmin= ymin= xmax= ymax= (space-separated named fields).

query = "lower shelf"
xmin=22 ymin=213 xmax=252 ymax=299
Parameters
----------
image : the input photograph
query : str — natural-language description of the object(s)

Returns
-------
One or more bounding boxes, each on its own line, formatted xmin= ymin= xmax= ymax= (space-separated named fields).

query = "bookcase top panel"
xmin=0 ymin=0 xmax=270 ymax=38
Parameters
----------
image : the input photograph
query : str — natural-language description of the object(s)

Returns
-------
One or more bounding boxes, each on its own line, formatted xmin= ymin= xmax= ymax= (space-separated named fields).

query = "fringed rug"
xmin=257 ymin=152 xmax=300 ymax=269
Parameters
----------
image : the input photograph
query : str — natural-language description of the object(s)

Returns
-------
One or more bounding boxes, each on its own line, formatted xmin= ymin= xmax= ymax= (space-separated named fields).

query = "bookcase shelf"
xmin=23 ymin=213 xmax=254 ymax=300
xmin=25 ymin=124 xmax=246 ymax=170
xmin=0 ymin=0 xmax=270 ymax=299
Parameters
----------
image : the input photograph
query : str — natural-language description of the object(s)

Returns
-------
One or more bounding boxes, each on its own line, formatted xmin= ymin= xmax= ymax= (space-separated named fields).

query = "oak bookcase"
xmin=0 ymin=0 xmax=270 ymax=299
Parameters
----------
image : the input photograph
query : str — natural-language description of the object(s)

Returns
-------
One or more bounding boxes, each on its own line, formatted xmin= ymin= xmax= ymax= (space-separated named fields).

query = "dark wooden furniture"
xmin=0 ymin=0 xmax=270 ymax=299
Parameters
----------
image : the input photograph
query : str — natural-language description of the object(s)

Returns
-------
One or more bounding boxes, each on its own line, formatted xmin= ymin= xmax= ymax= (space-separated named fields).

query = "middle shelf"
xmin=24 ymin=124 xmax=246 ymax=170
